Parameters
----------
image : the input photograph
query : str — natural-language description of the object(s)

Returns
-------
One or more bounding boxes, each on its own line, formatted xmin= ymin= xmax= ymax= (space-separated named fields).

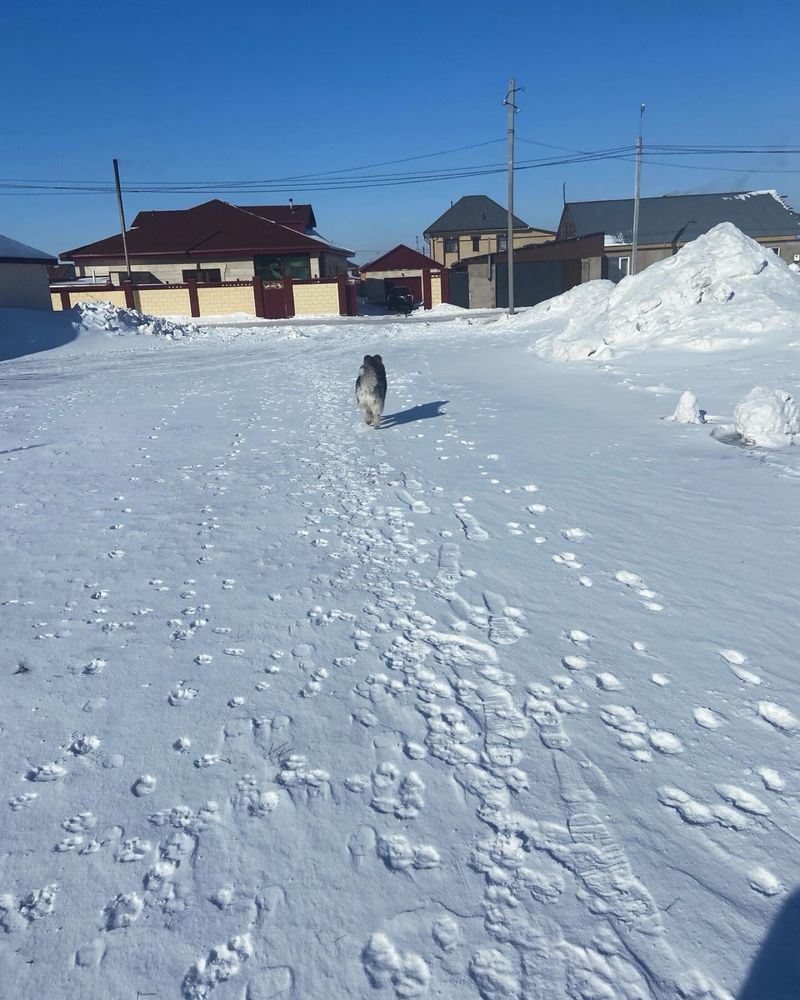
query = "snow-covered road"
xmin=2 ymin=228 xmax=800 ymax=999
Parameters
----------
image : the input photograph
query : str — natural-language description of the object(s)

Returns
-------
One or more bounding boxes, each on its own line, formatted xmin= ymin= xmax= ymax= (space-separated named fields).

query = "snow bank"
xmin=0 ymin=302 xmax=200 ymax=362
xmin=513 ymin=223 xmax=800 ymax=360
xmin=733 ymin=386 xmax=800 ymax=448
xmin=74 ymin=301 xmax=199 ymax=340
xmin=670 ymin=390 xmax=704 ymax=424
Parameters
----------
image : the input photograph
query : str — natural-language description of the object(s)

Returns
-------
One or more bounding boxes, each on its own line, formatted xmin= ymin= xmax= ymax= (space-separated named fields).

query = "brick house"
xmin=62 ymin=199 xmax=353 ymax=285
xmin=424 ymin=195 xmax=554 ymax=267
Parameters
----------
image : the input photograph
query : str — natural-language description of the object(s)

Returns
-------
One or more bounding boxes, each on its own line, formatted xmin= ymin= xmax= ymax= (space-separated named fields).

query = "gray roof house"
xmin=0 ymin=232 xmax=57 ymax=310
xmin=424 ymin=195 xmax=555 ymax=267
xmin=557 ymin=190 xmax=800 ymax=280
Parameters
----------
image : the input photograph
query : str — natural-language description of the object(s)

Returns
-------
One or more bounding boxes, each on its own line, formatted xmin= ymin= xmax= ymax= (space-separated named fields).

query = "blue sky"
xmin=1 ymin=0 xmax=797 ymax=262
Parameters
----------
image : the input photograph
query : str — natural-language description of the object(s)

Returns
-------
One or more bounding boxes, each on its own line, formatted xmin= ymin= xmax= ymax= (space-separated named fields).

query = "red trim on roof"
xmin=360 ymin=243 xmax=441 ymax=272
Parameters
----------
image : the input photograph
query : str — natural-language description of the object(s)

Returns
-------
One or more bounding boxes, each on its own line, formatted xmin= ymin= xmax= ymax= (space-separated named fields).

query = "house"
xmin=61 ymin=199 xmax=353 ymax=285
xmin=449 ymin=233 xmax=604 ymax=309
xmin=0 ymin=232 xmax=57 ymax=310
xmin=358 ymin=244 xmax=448 ymax=309
xmin=557 ymin=190 xmax=800 ymax=281
xmin=424 ymin=195 xmax=555 ymax=267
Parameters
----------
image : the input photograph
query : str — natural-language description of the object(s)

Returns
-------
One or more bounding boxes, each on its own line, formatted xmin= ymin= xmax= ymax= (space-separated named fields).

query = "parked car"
xmin=386 ymin=285 xmax=413 ymax=316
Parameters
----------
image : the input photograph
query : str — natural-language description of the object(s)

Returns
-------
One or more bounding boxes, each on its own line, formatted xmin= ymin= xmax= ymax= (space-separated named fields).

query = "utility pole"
xmin=502 ymin=79 xmax=521 ymax=314
xmin=112 ymin=158 xmax=133 ymax=283
xmin=631 ymin=104 xmax=645 ymax=277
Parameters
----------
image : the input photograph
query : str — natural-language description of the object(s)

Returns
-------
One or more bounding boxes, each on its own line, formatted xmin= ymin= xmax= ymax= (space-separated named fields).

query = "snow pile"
xmin=73 ymin=301 xmax=199 ymax=340
xmin=733 ymin=386 xmax=800 ymax=447
xmin=513 ymin=223 xmax=800 ymax=360
xmin=670 ymin=390 xmax=704 ymax=424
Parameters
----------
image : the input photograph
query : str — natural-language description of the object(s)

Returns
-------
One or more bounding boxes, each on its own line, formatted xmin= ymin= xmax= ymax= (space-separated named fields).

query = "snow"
xmin=1 ymin=222 xmax=799 ymax=999
xmin=733 ymin=385 xmax=800 ymax=448
xmin=516 ymin=222 xmax=800 ymax=360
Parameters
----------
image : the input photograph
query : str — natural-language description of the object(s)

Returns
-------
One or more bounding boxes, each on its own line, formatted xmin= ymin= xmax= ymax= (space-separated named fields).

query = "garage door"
xmin=385 ymin=276 xmax=422 ymax=302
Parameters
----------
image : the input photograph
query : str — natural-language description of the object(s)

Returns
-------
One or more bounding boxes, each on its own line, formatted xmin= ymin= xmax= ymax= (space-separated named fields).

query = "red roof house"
xmin=62 ymin=199 xmax=352 ymax=285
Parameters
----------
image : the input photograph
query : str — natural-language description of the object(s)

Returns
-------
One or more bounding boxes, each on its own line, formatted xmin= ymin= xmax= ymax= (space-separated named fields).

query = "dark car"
xmin=386 ymin=285 xmax=414 ymax=316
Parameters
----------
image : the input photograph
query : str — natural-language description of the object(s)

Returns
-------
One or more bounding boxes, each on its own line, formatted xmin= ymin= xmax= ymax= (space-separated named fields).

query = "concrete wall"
xmin=468 ymin=268 xmax=495 ymax=309
xmin=0 ymin=262 xmax=53 ymax=310
xmin=428 ymin=229 xmax=553 ymax=268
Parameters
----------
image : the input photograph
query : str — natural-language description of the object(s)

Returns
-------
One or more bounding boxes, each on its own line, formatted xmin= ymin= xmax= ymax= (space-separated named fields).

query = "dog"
xmin=355 ymin=354 xmax=387 ymax=429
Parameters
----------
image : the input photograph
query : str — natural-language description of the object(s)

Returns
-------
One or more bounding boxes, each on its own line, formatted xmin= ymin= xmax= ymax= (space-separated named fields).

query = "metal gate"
xmin=449 ymin=269 xmax=469 ymax=308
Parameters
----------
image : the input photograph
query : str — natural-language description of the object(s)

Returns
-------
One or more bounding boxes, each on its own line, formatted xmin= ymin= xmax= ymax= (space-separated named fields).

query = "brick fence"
xmin=51 ymin=274 xmax=360 ymax=320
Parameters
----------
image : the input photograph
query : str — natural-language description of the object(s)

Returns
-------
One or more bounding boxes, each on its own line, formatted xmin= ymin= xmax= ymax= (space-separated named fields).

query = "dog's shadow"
xmin=381 ymin=400 xmax=449 ymax=428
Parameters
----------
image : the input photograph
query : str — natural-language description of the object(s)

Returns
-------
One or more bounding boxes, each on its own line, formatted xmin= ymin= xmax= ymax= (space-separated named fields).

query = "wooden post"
xmin=336 ymin=273 xmax=348 ymax=316
xmin=60 ymin=290 xmax=71 ymax=310
xmin=122 ymin=280 xmax=135 ymax=309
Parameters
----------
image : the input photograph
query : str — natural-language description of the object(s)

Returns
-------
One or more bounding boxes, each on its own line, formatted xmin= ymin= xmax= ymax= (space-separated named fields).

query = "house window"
xmin=769 ymin=246 xmax=781 ymax=256
xmin=497 ymin=234 xmax=508 ymax=252
xmin=254 ymin=255 xmax=311 ymax=281
xmin=472 ymin=236 xmax=480 ymax=252
xmin=444 ymin=237 xmax=458 ymax=254
xmin=617 ymin=256 xmax=630 ymax=277
xmin=182 ymin=268 xmax=221 ymax=284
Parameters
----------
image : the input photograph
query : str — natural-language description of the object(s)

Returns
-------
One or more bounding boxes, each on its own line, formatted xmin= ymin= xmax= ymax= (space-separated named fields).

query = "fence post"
xmin=252 ymin=276 xmax=265 ymax=318
xmin=186 ymin=277 xmax=200 ymax=318
xmin=346 ymin=282 xmax=358 ymax=316
xmin=440 ymin=268 xmax=451 ymax=304
xmin=336 ymin=273 xmax=348 ymax=315
xmin=122 ymin=280 xmax=135 ymax=309
xmin=422 ymin=269 xmax=432 ymax=310
xmin=60 ymin=290 xmax=71 ymax=310
xmin=283 ymin=277 xmax=295 ymax=318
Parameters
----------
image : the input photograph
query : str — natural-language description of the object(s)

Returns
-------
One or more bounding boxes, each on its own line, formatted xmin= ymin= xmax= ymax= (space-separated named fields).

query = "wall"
xmin=293 ymin=281 xmax=340 ymax=316
xmin=52 ymin=288 xmax=127 ymax=310
xmin=467 ymin=267 xmax=495 ymax=309
xmin=430 ymin=273 xmax=442 ymax=307
xmin=135 ymin=287 xmax=191 ymax=315
xmin=0 ymin=262 xmax=53 ymax=310
xmin=428 ymin=229 xmax=554 ymax=267
xmin=195 ymin=285 xmax=254 ymax=316
xmin=76 ymin=258 xmax=258 ymax=284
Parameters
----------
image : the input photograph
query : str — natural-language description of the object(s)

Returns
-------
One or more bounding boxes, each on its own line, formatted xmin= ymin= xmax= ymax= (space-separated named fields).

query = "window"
xmin=444 ymin=237 xmax=458 ymax=254
xmin=253 ymin=255 xmax=311 ymax=281
xmin=182 ymin=268 xmax=221 ymax=284
xmin=113 ymin=271 xmax=159 ymax=286
xmin=472 ymin=236 xmax=480 ymax=252
xmin=617 ymin=256 xmax=630 ymax=277
xmin=769 ymin=246 xmax=781 ymax=256
xmin=497 ymin=234 xmax=508 ymax=252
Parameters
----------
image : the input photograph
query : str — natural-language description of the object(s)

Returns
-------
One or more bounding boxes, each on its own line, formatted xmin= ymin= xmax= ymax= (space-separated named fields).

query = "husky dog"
xmin=355 ymin=354 xmax=387 ymax=429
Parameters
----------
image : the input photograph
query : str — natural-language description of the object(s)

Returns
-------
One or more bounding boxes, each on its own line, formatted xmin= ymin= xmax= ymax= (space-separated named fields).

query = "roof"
xmin=216 ymin=203 xmax=315 ymax=232
xmin=561 ymin=190 xmax=800 ymax=246
xmin=424 ymin=195 xmax=531 ymax=235
xmin=0 ymin=232 xmax=57 ymax=264
xmin=64 ymin=199 xmax=351 ymax=260
xmin=360 ymin=244 xmax=441 ymax=272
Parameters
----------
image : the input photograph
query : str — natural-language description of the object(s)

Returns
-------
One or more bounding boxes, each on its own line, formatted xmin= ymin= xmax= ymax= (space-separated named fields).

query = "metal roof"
xmin=562 ymin=191 xmax=800 ymax=246
xmin=64 ymin=200 xmax=351 ymax=260
xmin=424 ymin=195 xmax=530 ymax=235
xmin=0 ymin=232 xmax=57 ymax=264
xmin=360 ymin=244 xmax=441 ymax=272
